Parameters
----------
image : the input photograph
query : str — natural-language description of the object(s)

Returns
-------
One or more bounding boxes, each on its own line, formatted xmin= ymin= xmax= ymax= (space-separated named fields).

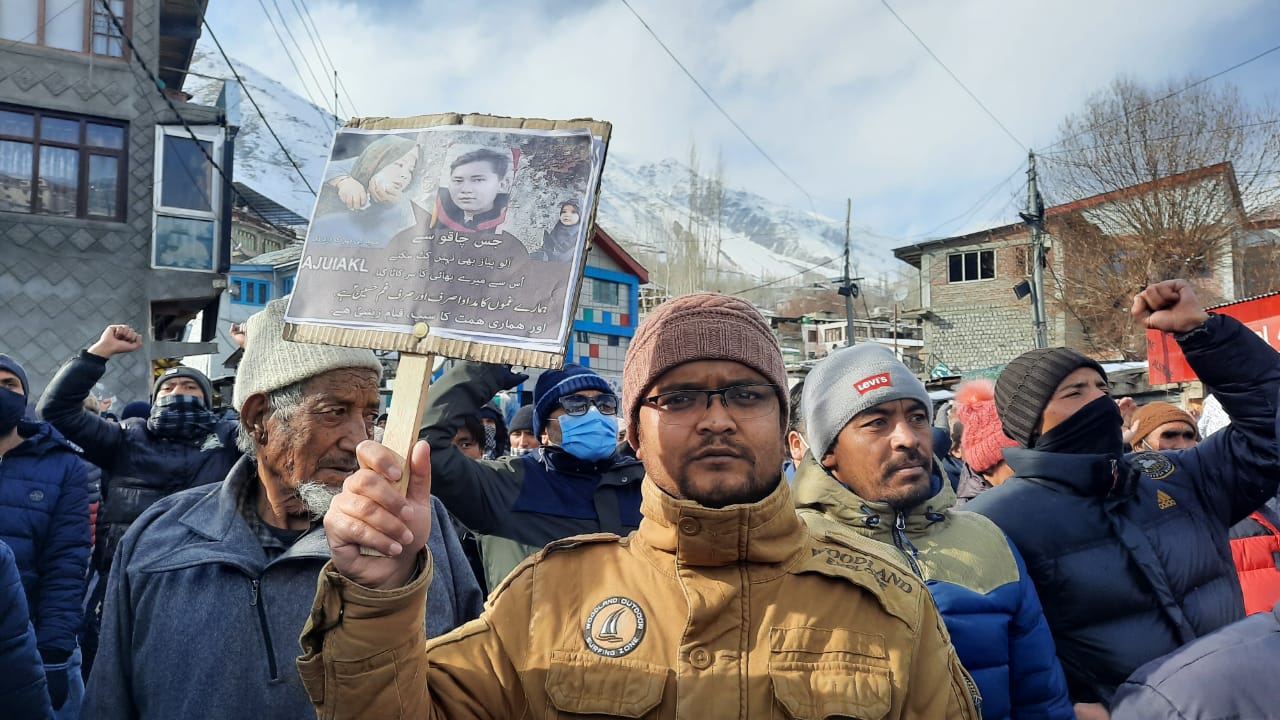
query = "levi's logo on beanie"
xmin=853 ymin=372 xmax=892 ymax=395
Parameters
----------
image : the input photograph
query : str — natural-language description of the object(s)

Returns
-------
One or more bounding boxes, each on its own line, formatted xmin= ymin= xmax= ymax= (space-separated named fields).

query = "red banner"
xmin=1146 ymin=293 xmax=1280 ymax=384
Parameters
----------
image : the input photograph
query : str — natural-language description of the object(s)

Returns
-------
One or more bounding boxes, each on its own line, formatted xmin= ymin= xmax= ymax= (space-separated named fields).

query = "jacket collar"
xmin=792 ymin=458 xmax=950 ymax=540
xmin=540 ymin=445 xmax=642 ymax=478
xmin=149 ymin=456 xmax=330 ymax=573
xmin=1004 ymin=447 xmax=1136 ymax=498
xmin=636 ymin=475 xmax=806 ymax=569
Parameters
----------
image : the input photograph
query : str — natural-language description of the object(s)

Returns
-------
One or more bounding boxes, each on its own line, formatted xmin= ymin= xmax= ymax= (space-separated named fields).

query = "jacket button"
xmin=678 ymin=518 xmax=701 ymax=536
xmin=689 ymin=646 xmax=712 ymax=669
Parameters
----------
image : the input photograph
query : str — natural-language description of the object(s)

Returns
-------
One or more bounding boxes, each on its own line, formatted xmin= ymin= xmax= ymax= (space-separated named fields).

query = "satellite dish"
xmin=893 ymin=287 xmax=909 ymax=302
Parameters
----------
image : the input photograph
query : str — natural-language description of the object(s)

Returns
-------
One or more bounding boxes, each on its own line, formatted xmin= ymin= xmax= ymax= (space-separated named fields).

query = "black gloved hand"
xmin=495 ymin=365 xmax=530 ymax=391
xmin=45 ymin=663 xmax=69 ymax=710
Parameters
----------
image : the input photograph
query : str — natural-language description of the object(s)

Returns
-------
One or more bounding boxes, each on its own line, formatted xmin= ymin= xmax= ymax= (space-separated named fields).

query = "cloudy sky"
xmin=201 ymin=0 xmax=1279 ymax=256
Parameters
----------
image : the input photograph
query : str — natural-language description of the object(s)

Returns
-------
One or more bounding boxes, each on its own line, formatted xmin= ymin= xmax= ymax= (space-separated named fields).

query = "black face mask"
xmin=1034 ymin=395 xmax=1126 ymax=457
xmin=0 ymin=386 xmax=24 ymax=437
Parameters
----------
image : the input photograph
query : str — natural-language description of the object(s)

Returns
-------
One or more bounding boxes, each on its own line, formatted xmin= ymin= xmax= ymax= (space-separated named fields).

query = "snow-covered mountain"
xmin=184 ymin=49 xmax=892 ymax=284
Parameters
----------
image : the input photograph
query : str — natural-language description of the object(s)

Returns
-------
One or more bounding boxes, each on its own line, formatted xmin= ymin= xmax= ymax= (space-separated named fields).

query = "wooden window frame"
xmin=10 ymin=0 xmax=131 ymax=58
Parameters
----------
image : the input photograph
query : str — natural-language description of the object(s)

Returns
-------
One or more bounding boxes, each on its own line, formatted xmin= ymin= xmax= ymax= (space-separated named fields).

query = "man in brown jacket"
xmin=297 ymin=292 xmax=981 ymax=719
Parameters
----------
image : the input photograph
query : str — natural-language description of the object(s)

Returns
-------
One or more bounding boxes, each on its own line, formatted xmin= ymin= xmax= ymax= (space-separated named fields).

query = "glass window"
xmin=41 ymin=117 xmax=80 ymax=144
xmin=0 ymin=4 xmax=39 ymax=44
xmin=154 ymin=215 xmax=215 ymax=270
xmin=160 ymin=135 xmax=213 ymax=212
xmin=592 ymin=279 xmax=620 ymax=306
xmin=0 ymin=140 xmax=34 ymax=213
xmin=38 ymin=145 xmax=78 ymax=216
xmin=946 ymin=250 xmax=995 ymax=283
xmin=0 ymin=1 xmax=128 ymax=57
xmin=86 ymin=154 xmax=118 ymax=217
xmin=86 ymin=123 xmax=123 ymax=149
xmin=90 ymin=0 xmax=125 ymax=58
xmin=0 ymin=111 xmax=34 ymax=138
xmin=948 ymin=254 xmax=962 ymax=283
xmin=44 ymin=0 xmax=84 ymax=52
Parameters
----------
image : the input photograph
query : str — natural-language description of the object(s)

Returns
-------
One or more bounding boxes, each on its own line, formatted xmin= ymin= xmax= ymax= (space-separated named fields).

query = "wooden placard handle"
xmin=358 ymin=352 xmax=435 ymax=557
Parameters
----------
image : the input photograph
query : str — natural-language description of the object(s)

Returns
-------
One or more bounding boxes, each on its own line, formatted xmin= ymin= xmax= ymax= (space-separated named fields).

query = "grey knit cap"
xmin=994 ymin=347 xmax=1107 ymax=447
xmin=802 ymin=344 xmax=932 ymax=459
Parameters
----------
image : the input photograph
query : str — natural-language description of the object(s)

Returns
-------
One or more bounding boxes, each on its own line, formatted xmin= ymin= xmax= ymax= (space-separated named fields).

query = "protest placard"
xmin=282 ymin=113 xmax=610 ymax=504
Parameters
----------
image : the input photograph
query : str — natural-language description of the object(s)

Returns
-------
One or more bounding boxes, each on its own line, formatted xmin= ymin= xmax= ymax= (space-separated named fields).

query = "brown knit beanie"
xmin=995 ymin=347 xmax=1107 ymax=448
xmin=622 ymin=292 xmax=787 ymax=448
xmin=1129 ymin=401 xmax=1197 ymax=450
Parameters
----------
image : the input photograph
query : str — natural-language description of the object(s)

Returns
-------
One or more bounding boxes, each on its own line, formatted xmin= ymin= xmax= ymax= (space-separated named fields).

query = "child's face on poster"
xmin=449 ymin=160 xmax=507 ymax=213
xmin=371 ymin=149 xmax=418 ymax=198
xmin=560 ymin=204 xmax=580 ymax=226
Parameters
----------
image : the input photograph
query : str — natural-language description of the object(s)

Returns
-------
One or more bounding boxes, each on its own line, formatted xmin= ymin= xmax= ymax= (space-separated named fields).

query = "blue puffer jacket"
xmin=85 ymin=457 xmax=484 ymax=720
xmin=795 ymin=462 xmax=1073 ymax=719
xmin=966 ymin=314 xmax=1280 ymax=705
xmin=0 ymin=420 xmax=89 ymax=657
xmin=37 ymin=350 xmax=241 ymax=572
xmin=0 ymin=539 xmax=53 ymax=719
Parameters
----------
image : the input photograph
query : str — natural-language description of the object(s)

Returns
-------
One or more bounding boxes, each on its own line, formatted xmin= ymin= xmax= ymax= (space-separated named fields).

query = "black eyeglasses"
xmin=558 ymin=393 xmax=618 ymax=416
xmin=643 ymin=384 xmax=779 ymax=425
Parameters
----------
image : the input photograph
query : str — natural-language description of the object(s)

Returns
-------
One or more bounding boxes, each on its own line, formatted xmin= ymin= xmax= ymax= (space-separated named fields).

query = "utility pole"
xmin=841 ymin=199 xmax=857 ymax=347
xmin=333 ymin=70 xmax=339 ymax=132
xmin=1021 ymin=151 xmax=1049 ymax=349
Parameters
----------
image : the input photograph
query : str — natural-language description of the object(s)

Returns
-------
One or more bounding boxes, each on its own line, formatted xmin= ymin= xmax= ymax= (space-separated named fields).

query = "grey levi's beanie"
xmin=994 ymin=347 xmax=1107 ymax=448
xmin=232 ymin=297 xmax=383 ymax=412
xmin=802 ymin=344 xmax=932 ymax=460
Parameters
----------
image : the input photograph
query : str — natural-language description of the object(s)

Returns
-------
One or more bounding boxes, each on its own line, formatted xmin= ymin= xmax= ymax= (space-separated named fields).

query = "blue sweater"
xmin=795 ymin=464 xmax=1073 ymax=720
xmin=85 ymin=457 xmax=483 ymax=719
xmin=0 ymin=421 xmax=89 ymax=657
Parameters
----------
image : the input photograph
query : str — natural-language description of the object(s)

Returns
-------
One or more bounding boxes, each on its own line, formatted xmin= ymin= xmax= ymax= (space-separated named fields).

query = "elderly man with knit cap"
xmin=964 ymin=279 xmax=1280 ymax=712
xmin=84 ymin=298 xmax=482 ymax=720
xmin=416 ymin=359 xmax=644 ymax=589
xmin=793 ymin=344 xmax=1072 ymax=720
xmin=296 ymin=292 xmax=980 ymax=719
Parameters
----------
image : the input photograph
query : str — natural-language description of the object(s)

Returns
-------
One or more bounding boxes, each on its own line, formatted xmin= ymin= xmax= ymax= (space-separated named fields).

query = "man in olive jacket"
xmin=298 ymin=292 xmax=981 ymax=719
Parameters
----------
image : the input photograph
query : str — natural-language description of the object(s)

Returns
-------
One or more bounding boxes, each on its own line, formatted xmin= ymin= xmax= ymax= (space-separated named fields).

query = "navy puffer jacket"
xmin=36 ymin=350 xmax=240 ymax=571
xmin=0 ymin=420 xmax=89 ymax=657
xmin=0 ymin=538 xmax=53 ymax=718
xmin=966 ymin=314 xmax=1280 ymax=705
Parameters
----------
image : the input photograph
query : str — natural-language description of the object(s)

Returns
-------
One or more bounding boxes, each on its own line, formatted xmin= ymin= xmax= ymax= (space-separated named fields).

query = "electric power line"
xmin=198 ymin=8 xmax=318 ymax=197
xmin=268 ymin=0 xmax=342 ymax=119
xmin=1041 ymin=118 xmax=1280 ymax=155
xmin=1045 ymin=41 xmax=1280 ymax=151
xmin=617 ymin=0 xmax=817 ymax=209
xmin=96 ymin=0 xmax=294 ymax=236
xmin=733 ymin=256 xmax=839 ymax=295
xmin=253 ymin=0 xmax=337 ymax=127
xmin=879 ymin=0 xmax=1026 ymax=152
xmin=906 ymin=161 xmax=1026 ymax=240
xmin=1 ymin=1 xmax=82 ymax=50
xmin=289 ymin=0 xmax=361 ymax=117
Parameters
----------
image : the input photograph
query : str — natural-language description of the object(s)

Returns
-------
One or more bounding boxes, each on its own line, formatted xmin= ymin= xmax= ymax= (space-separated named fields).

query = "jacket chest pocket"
xmin=546 ymin=650 xmax=667 ymax=718
xmin=769 ymin=627 xmax=892 ymax=720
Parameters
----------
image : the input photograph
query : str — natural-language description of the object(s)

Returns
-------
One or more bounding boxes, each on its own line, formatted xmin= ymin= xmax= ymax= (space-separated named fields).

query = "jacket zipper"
xmin=891 ymin=512 xmax=923 ymax=577
xmin=249 ymin=578 xmax=279 ymax=680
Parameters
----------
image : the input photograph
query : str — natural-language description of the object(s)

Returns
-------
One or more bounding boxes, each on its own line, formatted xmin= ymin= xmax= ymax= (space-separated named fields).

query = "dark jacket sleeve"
xmin=1005 ymin=540 xmax=1075 ymax=719
xmin=418 ymin=362 xmax=526 ymax=534
xmin=0 ymin=541 xmax=54 ymax=719
xmin=34 ymin=452 xmax=89 ymax=656
xmin=1178 ymin=314 xmax=1280 ymax=525
xmin=82 ymin=524 xmax=141 ymax=720
xmin=35 ymin=351 xmax=125 ymax=471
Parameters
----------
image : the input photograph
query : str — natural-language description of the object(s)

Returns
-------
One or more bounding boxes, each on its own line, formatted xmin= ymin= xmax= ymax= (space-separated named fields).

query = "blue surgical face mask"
xmin=557 ymin=408 xmax=618 ymax=462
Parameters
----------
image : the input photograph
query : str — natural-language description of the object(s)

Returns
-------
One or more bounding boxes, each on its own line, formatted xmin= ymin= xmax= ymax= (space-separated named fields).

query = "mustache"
xmin=688 ymin=438 xmax=753 ymax=461
xmin=885 ymin=449 xmax=929 ymax=473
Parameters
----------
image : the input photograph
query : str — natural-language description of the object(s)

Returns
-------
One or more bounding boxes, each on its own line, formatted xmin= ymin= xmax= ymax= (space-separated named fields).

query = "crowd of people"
xmin=1 ymin=278 xmax=1277 ymax=719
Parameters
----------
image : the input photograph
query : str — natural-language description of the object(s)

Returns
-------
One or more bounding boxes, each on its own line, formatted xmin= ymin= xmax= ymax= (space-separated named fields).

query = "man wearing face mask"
xmin=419 ymin=361 xmax=645 ymax=589
xmin=0 ymin=354 xmax=89 ymax=718
xmin=965 ymin=280 xmax=1280 ymax=712
xmin=37 ymin=327 xmax=242 ymax=579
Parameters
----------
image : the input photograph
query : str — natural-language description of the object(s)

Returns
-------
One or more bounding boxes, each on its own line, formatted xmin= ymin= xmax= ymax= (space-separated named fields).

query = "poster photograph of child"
xmin=288 ymin=122 xmax=606 ymax=356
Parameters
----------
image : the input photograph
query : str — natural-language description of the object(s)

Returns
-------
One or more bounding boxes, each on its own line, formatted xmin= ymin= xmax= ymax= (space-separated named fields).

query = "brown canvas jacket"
xmin=298 ymin=479 xmax=980 ymax=719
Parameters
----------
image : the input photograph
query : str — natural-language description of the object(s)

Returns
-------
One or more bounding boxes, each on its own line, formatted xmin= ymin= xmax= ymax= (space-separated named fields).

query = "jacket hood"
xmin=636 ymin=474 xmax=804 ymax=570
xmin=792 ymin=458 xmax=950 ymax=541
xmin=9 ymin=420 xmax=80 ymax=457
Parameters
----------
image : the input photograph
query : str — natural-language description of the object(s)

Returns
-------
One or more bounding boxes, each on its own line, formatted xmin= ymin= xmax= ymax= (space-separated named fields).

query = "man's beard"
xmin=673 ymin=439 xmax=779 ymax=509
xmin=295 ymin=481 xmax=341 ymax=519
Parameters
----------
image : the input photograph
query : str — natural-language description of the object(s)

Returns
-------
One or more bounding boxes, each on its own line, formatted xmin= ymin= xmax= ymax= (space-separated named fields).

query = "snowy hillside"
xmin=184 ymin=49 xmax=893 ymax=283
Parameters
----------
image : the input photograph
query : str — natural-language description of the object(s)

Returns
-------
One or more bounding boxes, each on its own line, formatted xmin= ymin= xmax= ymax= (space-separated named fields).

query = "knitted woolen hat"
xmin=994 ymin=347 xmax=1107 ymax=448
xmin=151 ymin=366 xmax=212 ymax=406
xmin=1129 ymin=401 xmax=1197 ymax=450
xmin=802 ymin=344 xmax=932 ymax=460
xmin=121 ymin=400 xmax=151 ymax=420
xmin=623 ymin=292 xmax=787 ymax=448
xmin=0 ymin=354 xmax=29 ymax=396
xmin=509 ymin=405 xmax=535 ymax=433
xmin=532 ymin=364 xmax=612 ymax=438
xmin=954 ymin=379 xmax=1018 ymax=474
xmin=232 ymin=297 xmax=383 ymax=412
